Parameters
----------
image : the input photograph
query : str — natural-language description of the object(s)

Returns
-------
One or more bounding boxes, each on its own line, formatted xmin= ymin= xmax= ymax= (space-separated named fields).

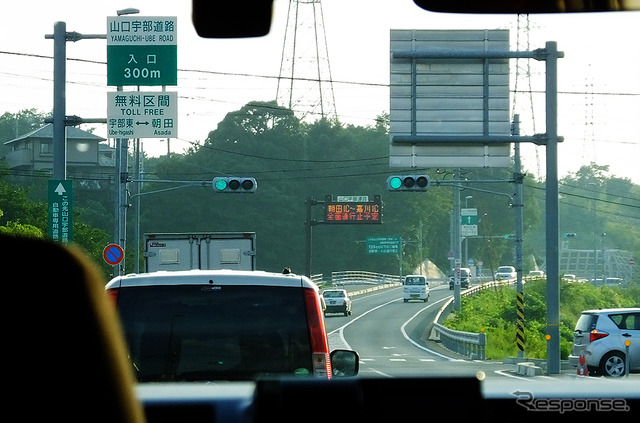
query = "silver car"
xmin=495 ymin=265 xmax=516 ymax=281
xmin=322 ymin=289 xmax=352 ymax=316
xmin=569 ymin=308 xmax=640 ymax=377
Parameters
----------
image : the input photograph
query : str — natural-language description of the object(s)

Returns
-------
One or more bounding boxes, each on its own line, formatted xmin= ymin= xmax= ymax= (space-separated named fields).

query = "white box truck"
xmin=144 ymin=232 xmax=256 ymax=272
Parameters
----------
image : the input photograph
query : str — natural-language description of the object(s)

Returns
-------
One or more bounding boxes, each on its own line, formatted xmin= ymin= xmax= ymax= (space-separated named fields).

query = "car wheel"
xmin=600 ymin=351 xmax=626 ymax=377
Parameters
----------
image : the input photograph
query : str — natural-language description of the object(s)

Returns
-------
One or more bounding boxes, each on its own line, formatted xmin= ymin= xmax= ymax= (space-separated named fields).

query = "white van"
xmin=403 ymin=275 xmax=429 ymax=302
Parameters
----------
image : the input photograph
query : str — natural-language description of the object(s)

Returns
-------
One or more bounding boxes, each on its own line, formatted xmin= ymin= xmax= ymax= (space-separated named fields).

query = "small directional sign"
xmin=48 ymin=180 xmax=73 ymax=243
xmin=107 ymin=91 xmax=177 ymax=138
xmin=103 ymin=244 xmax=124 ymax=266
xmin=461 ymin=208 xmax=478 ymax=236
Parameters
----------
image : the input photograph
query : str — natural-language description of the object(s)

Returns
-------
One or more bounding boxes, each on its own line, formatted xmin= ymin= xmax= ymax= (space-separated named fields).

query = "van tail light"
xmin=105 ymin=288 xmax=119 ymax=308
xmin=590 ymin=330 xmax=608 ymax=342
xmin=303 ymin=287 xmax=332 ymax=379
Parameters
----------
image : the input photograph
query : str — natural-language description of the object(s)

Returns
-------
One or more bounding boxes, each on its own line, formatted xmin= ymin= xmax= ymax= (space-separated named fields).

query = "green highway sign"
xmin=461 ymin=208 xmax=478 ymax=236
xmin=461 ymin=215 xmax=478 ymax=225
xmin=107 ymin=16 xmax=177 ymax=86
xmin=366 ymin=236 xmax=401 ymax=254
xmin=48 ymin=180 xmax=73 ymax=243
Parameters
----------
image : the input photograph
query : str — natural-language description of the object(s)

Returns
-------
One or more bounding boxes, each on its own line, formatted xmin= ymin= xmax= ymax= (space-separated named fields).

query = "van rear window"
xmin=116 ymin=285 xmax=312 ymax=382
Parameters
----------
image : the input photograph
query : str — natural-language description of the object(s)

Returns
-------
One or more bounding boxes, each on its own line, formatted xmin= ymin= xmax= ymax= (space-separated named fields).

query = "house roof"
xmin=3 ymin=124 xmax=106 ymax=145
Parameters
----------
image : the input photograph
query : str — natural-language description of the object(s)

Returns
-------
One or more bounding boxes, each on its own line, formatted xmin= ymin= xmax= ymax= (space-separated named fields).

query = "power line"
xmin=1 ymin=50 xmax=637 ymax=96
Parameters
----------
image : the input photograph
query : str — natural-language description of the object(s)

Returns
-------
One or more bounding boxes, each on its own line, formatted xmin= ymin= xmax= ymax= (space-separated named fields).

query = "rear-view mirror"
xmin=413 ymin=0 xmax=640 ymax=13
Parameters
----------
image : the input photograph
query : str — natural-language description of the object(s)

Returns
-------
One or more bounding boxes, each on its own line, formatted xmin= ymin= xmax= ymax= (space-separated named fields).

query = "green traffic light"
xmin=389 ymin=176 xmax=402 ymax=190
xmin=214 ymin=178 xmax=228 ymax=191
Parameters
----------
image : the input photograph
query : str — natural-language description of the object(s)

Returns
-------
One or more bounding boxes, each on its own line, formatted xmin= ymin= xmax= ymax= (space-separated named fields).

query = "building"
xmin=3 ymin=124 xmax=114 ymax=188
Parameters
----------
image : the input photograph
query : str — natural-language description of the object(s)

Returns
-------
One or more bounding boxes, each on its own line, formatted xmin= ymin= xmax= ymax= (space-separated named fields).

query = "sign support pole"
xmin=545 ymin=41 xmax=562 ymax=374
xmin=52 ymin=21 xmax=66 ymax=181
xmin=513 ymin=114 xmax=525 ymax=359
xmin=453 ymin=169 xmax=462 ymax=311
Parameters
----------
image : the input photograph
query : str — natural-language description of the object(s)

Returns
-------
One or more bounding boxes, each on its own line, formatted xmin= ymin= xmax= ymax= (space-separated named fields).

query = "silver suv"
xmin=569 ymin=308 xmax=640 ymax=377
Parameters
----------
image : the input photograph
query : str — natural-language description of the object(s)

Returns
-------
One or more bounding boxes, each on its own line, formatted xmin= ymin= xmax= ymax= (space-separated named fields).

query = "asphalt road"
xmin=323 ymin=283 xmax=640 ymax=388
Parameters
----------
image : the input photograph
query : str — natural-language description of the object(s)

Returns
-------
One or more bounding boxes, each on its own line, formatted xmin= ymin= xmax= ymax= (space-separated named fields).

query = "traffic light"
xmin=212 ymin=177 xmax=257 ymax=193
xmin=387 ymin=175 xmax=430 ymax=191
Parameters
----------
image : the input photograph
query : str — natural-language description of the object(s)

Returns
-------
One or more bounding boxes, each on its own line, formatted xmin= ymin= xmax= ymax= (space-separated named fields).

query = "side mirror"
xmin=330 ymin=349 xmax=359 ymax=377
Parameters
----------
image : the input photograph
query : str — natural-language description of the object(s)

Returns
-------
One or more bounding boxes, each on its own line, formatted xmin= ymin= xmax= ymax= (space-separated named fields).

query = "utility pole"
xmin=46 ymin=23 xmax=105 ymax=180
xmin=545 ymin=41 xmax=562 ymax=374
xmin=453 ymin=169 xmax=462 ymax=311
xmin=51 ymin=22 xmax=66 ymax=181
xmin=512 ymin=114 xmax=525 ymax=359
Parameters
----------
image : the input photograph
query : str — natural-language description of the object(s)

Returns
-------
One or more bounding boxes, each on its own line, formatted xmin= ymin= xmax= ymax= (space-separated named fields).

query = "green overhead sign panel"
xmin=107 ymin=16 xmax=177 ymax=86
xmin=367 ymin=237 xmax=401 ymax=254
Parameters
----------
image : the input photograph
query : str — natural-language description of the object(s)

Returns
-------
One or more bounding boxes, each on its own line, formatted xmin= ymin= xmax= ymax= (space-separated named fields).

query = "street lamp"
xmin=117 ymin=8 xmax=140 ymax=15
xmin=589 ymin=182 xmax=597 ymax=283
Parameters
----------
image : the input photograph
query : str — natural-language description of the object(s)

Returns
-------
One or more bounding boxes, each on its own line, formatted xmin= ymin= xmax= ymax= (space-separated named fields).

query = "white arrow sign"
xmin=55 ymin=183 xmax=67 ymax=196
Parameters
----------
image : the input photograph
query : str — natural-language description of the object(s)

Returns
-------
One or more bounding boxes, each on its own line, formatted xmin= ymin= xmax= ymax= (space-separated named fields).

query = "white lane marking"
xmin=399 ymin=297 xmax=459 ymax=361
xmin=329 ymin=290 xmax=458 ymax=362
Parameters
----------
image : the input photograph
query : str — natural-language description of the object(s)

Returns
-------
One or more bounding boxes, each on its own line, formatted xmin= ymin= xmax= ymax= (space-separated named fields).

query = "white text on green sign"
xmin=367 ymin=237 xmax=401 ymax=254
xmin=107 ymin=16 xmax=177 ymax=86
xmin=48 ymin=180 xmax=73 ymax=243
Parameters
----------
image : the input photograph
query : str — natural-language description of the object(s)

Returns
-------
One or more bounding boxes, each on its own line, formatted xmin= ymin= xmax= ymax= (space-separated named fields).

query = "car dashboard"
xmin=137 ymin=376 xmax=640 ymax=422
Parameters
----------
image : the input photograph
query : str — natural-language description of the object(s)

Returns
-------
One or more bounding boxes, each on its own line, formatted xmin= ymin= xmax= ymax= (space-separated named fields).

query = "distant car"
xmin=569 ymin=308 xmax=640 ymax=377
xmin=495 ymin=266 xmax=516 ymax=280
xmin=105 ymin=269 xmax=358 ymax=381
xmin=564 ymin=274 xmax=577 ymax=282
xmin=404 ymin=275 xmax=430 ymax=302
xmin=322 ymin=289 xmax=352 ymax=316
xmin=604 ymin=277 xmax=625 ymax=287
xmin=528 ymin=270 xmax=544 ymax=278
xmin=591 ymin=277 xmax=626 ymax=287
xmin=449 ymin=268 xmax=471 ymax=290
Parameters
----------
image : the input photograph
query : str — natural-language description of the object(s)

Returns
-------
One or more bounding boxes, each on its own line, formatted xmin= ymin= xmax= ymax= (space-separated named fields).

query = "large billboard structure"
xmin=389 ymin=29 xmax=511 ymax=168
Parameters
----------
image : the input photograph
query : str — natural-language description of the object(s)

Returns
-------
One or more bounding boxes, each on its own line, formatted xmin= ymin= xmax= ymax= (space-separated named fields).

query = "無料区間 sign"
xmin=107 ymin=16 xmax=177 ymax=86
xmin=107 ymin=91 xmax=178 ymax=138
xmin=324 ymin=195 xmax=382 ymax=224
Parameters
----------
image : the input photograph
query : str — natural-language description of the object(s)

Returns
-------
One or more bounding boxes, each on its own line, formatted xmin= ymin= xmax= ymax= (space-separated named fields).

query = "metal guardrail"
xmin=311 ymin=271 xmax=402 ymax=287
xmin=311 ymin=271 xmax=517 ymax=360
xmin=432 ymin=278 xmax=516 ymax=360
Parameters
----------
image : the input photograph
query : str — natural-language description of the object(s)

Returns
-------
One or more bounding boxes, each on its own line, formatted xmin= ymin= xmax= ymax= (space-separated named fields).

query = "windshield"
xmin=323 ymin=290 xmax=345 ymax=297
xmin=1 ymin=0 xmax=638 ymax=398
xmin=405 ymin=277 xmax=426 ymax=285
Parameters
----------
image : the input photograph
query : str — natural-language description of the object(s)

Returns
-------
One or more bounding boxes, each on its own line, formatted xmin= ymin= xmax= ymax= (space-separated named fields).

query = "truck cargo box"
xmin=145 ymin=232 xmax=256 ymax=272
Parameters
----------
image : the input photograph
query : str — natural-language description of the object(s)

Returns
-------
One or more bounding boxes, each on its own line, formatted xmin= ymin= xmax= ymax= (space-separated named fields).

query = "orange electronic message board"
xmin=324 ymin=195 xmax=382 ymax=224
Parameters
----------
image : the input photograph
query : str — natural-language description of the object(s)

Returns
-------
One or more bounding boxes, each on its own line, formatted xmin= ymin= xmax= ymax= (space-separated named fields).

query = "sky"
xmin=1 ymin=0 xmax=639 ymax=184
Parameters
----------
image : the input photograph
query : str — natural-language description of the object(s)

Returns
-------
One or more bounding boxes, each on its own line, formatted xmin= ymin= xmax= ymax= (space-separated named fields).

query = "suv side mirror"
xmin=330 ymin=350 xmax=359 ymax=377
